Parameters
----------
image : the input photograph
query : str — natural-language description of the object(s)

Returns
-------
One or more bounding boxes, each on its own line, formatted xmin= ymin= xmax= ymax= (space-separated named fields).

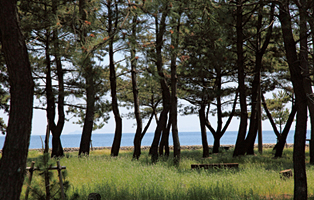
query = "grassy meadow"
xmin=20 ymin=147 xmax=314 ymax=200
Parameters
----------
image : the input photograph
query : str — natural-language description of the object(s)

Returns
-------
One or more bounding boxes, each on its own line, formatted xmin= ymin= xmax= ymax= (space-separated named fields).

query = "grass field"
xmin=21 ymin=147 xmax=314 ymax=200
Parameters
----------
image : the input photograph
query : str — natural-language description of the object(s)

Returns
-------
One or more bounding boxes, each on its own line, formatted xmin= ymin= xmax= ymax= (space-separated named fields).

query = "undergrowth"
xmin=20 ymin=147 xmax=314 ymax=200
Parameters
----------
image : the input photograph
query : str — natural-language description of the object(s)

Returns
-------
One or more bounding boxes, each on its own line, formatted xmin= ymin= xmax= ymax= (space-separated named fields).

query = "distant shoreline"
xmin=24 ymin=143 xmax=297 ymax=153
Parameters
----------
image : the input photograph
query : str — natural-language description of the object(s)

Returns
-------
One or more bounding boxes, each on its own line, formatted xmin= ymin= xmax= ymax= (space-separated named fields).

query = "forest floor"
xmin=21 ymin=145 xmax=314 ymax=200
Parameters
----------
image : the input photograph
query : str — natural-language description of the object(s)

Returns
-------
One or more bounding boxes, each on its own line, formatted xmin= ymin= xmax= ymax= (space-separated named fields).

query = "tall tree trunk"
xmin=110 ymin=0 xmax=122 ymax=156
xmin=308 ymin=9 xmax=314 ymax=164
xmin=51 ymin=0 xmax=65 ymax=157
xmin=245 ymin=3 xmax=274 ymax=155
xmin=299 ymin=0 xmax=314 ymax=165
xmin=79 ymin=0 xmax=95 ymax=156
xmin=150 ymin=6 xmax=171 ymax=162
xmin=245 ymin=53 xmax=261 ymax=155
xmin=214 ymin=66 xmax=223 ymax=153
xmin=0 ymin=1 xmax=34 ymax=198
xmin=279 ymin=2 xmax=307 ymax=199
xmin=199 ymin=104 xmax=209 ymax=157
xmin=233 ymin=0 xmax=248 ymax=157
xmin=170 ymin=12 xmax=181 ymax=161
xmin=131 ymin=15 xmax=143 ymax=160
xmin=45 ymin=1 xmax=65 ymax=157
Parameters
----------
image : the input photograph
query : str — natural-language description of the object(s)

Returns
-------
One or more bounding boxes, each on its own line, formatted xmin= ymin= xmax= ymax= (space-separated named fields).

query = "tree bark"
xmin=308 ymin=9 xmax=314 ymax=165
xmin=159 ymin=120 xmax=171 ymax=156
xmin=110 ymin=0 xmax=122 ymax=157
xmin=131 ymin=15 xmax=143 ymax=160
xmin=51 ymin=0 xmax=65 ymax=157
xmin=274 ymin=105 xmax=296 ymax=158
xmin=279 ymin=2 xmax=307 ymax=198
xmin=299 ymin=0 xmax=314 ymax=165
xmin=149 ymin=5 xmax=171 ymax=162
xmin=233 ymin=0 xmax=248 ymax=157
xmin=170 ymin=12 xmax=181 ymax=161
xmin=199 ymin=104 xmax=209 ymax=157
xmin=244 ymin=3 xmax=274 ymax=155
xmin=78 ymin=0 xmax=95 ymax=156
xmin=0 ymin=0 xmax=34 ymax=198
xmin=205 ymin=92 xmax=238 ymax=153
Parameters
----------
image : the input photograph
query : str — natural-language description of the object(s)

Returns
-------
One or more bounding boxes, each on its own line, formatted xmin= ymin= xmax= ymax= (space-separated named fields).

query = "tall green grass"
xmin=21 ymin=148 xmax=314 ymax=199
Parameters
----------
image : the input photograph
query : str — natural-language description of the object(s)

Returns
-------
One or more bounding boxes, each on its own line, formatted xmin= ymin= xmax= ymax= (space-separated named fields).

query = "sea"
xmin=0 ymin=130 xmax=311 ymax=150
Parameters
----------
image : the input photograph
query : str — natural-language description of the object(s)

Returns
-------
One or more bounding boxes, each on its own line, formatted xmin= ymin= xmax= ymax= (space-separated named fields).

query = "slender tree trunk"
xmin=206 ymin=92 xmax=238 ymax=154
xmin=140 ymin=108 xmax=155 ymax=141
xmin=159 ymin=118 xmax=170 ymax=156
xmin=245 ymin=3 xmax=274 ymax=155
xmin=110 ymin=1 xmax=122 ymax=156
xmin=279 ymin=2 xmax=307 ymax=198
xmin=215 ymin=66 xmax=223 ymax=153
xmin=78 ymin=0 xmax=95 ymax=156
xmin=51 ymin=0 xmax=65 ymax=157
xmin=233 ymin=0 xmax=248 ymax=157
xmin=131 ymin=15 xmax=143 ymax=159
xmin=199 ymin=104 xmax=209 ymax=157
xmin=274 ymin=105 xmax=297 ymax=157
xmin=245 ymin=54 xmax=261 ymax=155
xmin=0 ymin=1 xmax=34 ymax=198
xmin=171 ymin=13 xmax=181 ymax=161
xmin=159 ymin=120 xmax=171 ymax=156
xmin=150 ymin=6 xmax=171 ymax=162
xmin=46 ymin=2 xmax=65 ymax=157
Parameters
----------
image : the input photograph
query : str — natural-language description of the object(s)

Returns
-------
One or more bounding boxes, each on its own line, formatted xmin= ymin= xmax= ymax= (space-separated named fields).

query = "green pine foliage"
xmin=263 ymin=91 xmax=292 ymax=133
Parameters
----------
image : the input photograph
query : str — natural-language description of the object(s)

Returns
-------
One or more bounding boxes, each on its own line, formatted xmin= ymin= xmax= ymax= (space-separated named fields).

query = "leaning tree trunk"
xmin=279 ymin=2 xmax=307 ymax=199
xmin=274 ymin=105 xmax=296 ymax=158
xmin=0 ymin=1 xmax=34 ymax=198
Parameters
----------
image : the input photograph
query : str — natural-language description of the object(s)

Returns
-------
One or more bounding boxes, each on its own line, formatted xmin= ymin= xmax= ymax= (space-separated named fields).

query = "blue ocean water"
xmin=0 ymin=130 xmax=310 ymax=149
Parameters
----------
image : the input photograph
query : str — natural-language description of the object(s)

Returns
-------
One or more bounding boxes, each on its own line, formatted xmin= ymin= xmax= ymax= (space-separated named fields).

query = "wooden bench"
xmin=191 ymin=163 xmax=239 ymax=169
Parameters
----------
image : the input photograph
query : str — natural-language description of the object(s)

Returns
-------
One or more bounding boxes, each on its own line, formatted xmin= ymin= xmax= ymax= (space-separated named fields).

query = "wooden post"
xmin=57 ymin=161 xmax=66 ymax=200
xmin=25 ymin=161 xmax=35 ymax=200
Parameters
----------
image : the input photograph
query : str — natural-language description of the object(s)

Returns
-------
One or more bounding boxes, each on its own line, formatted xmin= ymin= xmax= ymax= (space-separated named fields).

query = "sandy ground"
xmin=20 ymin=143 xmax=296 ymax=153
